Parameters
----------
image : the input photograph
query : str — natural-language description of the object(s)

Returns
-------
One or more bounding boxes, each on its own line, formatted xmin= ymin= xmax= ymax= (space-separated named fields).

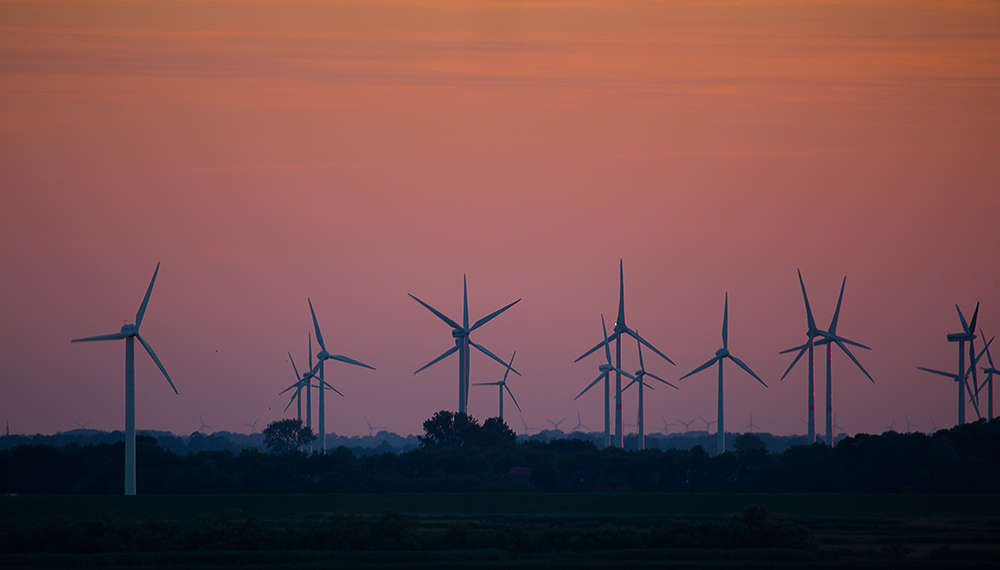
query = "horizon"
xmin=2 ymin=1 xmax=998 ymax=440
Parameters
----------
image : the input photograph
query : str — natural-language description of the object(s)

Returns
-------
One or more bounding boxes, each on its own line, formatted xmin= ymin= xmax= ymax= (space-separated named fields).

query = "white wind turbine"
xmin=574 ymin=315 xmax=636 ymax=448
xmin=545 ymin=417 xmax=568 ymax=431
xmin=812 ymin=277 xmax=873 ymax=446
xmin=363 ymin=417 xmax=385 ymax=437
xmin=244 ymin=418 xmax=260 ymax=434
xmin=305 ymin=299 xmax=374 ymax=452
xmin=622 ymin=334 xmax=677 ymax=450
xmin=472 ymin=351 xmax=521 ymax=422
xmin=575 ymin=260 xmax=674 ymax=448
xmin=679 ymin=293 xmax=766 ymax=455
xmin=676 ymin=418 xmax=696 ymax=433
xmin=72 ymin=263 xmax=177 ymax=495
xmin=410 ymin=276 xmax=520 ymax=414
xmin=279 ymin=350 xmax=315 ymax=426
xmin=573 ymin=411 xmax=589 ymax=433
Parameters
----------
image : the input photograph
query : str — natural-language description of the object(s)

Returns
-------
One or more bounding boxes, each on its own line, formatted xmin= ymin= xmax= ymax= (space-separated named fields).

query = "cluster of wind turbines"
xmin=71 ymin=261 xmax=993 ymax=496
xmin=568 ymin=264 xmax=875 ymax=457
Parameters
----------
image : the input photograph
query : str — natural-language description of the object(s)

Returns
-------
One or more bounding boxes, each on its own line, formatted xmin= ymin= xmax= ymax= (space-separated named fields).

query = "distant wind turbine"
xmin=472 ymin=351 xmax=521 ymax=422
xmin=545 ymin=417 xmax=568 ymax=431
xmin=919 ymin=326 xmax=993 ymax=425
xmin=698 ymin=415 xmax=717 ymax=432
xmin=72 ymin=262 xmax=177 ymax=495
xmin=575 ymin=260 xmax=673 ymax=448
xmin=812 ymin=277 xmax=873 ymax=446
xmin=680 ymin=293 xmax=766 ymax=455
xmin=74 ymin=421 xmax=92 ymax=430
xmin=622 ymin=333 xmax=677 ymax=450
xmin=573 ymin=411 xmax=589 ymax=432
xmin=676 ymin=418 xmax=696 ymax=433
xmin=744 ymin=415 xmax=759 ymax=434
xmin=519 ymin=416 xmax=539 ymax=435
xmin=882 ymin=419 xmax=896 ymax=433
xmin=306 ymin=299 xmax=375 ymax=452
xmin=574 ymin=315 xmax=635 ymax=448
xmin=363 ymin=417 xmax=385 ymax=437
xmin=279 ymin=350 xmax=315 ymax=425
xmin=198 ymin=415 xmax=212 ymax=434
xmin=244 ymin=418 xmax=260 ymax=434
xmin=410 ymin=276 xmax=520 ymax=414
xmin=903 ymin=415 xmax=917 ymax=433
xmin=660 ymin=416 xmax=674 ymax=435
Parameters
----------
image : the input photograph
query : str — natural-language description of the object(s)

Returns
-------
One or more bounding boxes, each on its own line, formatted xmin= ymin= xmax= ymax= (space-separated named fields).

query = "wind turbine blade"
xmin=505 ymin=383 xmax=522 ymax=413
xmin=471 ymin=299 xmax=521 ymax=331
xmin=574 ymin=373 xmax=606 ymax=401
xmin=798 ymin=269 xmax=817 ymax=332
xmin=829 ymin=276 xmax=846 ymax=335
xmin=644 ymin=371 xmax=679 ymax=389
xmin=602 ymin=315 xmax=613 ymax=364
xmin=722 ymin=293 xmax=729 ymax=349
xmin=917 ymin=366 xmax=957 ymax=379
xmin=321 ymin=379 xmax=345 ymax=397
xmin=637 ymin=335 xmax=645 ymax=370
xmin=679 ymin=356 xmax=721 ymax=380
xmin=969 ymin=302 xmax=980 ymax=336
xmin=819 ymin=331 xmax=871 ymax=351
xmin=408 ymin=294 xmax=462 ymax=330
xmin=278 ymin=381 xmax=301 ymax=395
xmin=308 ymin=298 xmax=326 ymax=352
xmin=414 ymin=344 xmax=459 ymax=374
xmin=72 ymin=332 xmax=130 ymax=342
xmin=283 ymin=393 xmax=297 ymax=413
xmin=329 ymin=354 xmax=375 ymax=370
xmin=956 ymin=304 xmax=970 ymax=335
xmin=463 ymin=274 xmax=469 ymax=330
xmin=628 ymin=329 xmax=675 ymax=365
xmin=622 ymin=377 xmax=638 ymax=392
xmin=985 ymin=333 xmax=996 ymax=369
xmin=613 ymin=367 xmax=637 ymax=381
xmin=473 ymin=381 xmax=502 ymax=386
xmin=779 ymin=344 xmax=809 ymax=381
xmin=833 ymin=340 xmax=874 ymax=383
xmin=779 ymin=342 xmax=809 ymax=355
xmin=728 ymin=354 xmax=768 ymax=387
xmin=616 ymin=259 xmax=626 ymax=329
xmin=288 ymin=352 xmax=301 ymax=380
xmin=136 ymin=333 xmax=177 ymax=394
xmin=470 ymin=341 xmax=521 ymax=375
xmin=135 ymin=262 xmax=160 ymax=328
xmin=502 ymin=351 xmax=516 ymax=383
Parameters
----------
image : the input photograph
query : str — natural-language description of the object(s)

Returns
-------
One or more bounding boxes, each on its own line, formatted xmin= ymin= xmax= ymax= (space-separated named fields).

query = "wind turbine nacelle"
xmin=121 ymin=324 xmax=138 ymax=334
xmin=716 ymin=348 xmax=729 ymax=357
xmin=452 ymin=329 xmax=466 ymax=339
xmin=317 ymin=350 xmax=330 ymax=360
xmin=947 ymin=333 xmax=974 ymax=342
xmin=599 ymin=364 xmax=613 ymax=372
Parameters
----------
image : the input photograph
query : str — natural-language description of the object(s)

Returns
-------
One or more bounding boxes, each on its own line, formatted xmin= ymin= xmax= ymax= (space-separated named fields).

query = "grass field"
xmin=2 ymin=493 xmax=999 ymax=569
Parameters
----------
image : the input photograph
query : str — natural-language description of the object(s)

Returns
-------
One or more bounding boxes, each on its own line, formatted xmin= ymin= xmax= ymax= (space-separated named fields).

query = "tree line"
xmin=1 ymin=413 xmax=997 ymax=495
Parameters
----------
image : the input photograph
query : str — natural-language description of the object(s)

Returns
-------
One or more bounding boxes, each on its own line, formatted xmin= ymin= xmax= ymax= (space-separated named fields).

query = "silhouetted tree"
xmin=262 ymin=419 xmax=315 ymax=453
xmin=420 ymin=411 xmax=479 ymax=447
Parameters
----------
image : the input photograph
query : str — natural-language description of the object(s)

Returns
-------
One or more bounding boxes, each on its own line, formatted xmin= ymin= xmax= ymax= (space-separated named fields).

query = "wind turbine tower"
xmin=574 ymin=315 xmax=635 ymax=447
xmin=306 ymin=299 xmax=374 ymax=452
xmin=410 ymin=276 xmax=520 ymax=414
xmin=981 ymin=333 xmax=996 ymax=420
xmin=812 ymin=277 xmax=873 ymax=446
xmin=72 ymin=263 xmax=177 ymax=495
xmin=680 ymin=293 xmax=766 ymax=455
xmin=779 ymin=270 xmax=828 ymax=443
xmin=622 ymin=334 xmax=677 ymax=450
xmin=575 ymin=260 xmax=673 ymax=448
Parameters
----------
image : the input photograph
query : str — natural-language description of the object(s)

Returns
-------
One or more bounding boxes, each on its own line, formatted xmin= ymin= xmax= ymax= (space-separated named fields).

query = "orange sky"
xmin=2 ymin=0 xmax=999 ymax=438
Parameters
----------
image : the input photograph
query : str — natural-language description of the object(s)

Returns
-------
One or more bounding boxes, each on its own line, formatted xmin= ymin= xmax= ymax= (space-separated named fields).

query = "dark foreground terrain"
xmin=2 ymin=493 xmax=998 ymax=569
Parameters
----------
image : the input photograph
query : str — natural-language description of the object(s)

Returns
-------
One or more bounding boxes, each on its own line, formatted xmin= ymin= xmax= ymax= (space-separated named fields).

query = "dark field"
xmin=2 ymin=493 xmax=999 ymax=568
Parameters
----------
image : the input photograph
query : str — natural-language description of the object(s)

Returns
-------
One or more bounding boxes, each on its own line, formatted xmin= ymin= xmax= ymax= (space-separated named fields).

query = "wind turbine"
xmin=949 ymin=303 xmax=979 ymax=423
xmin=410 ymin=276 xmax=520 ymax=414
xmin=573 ymin=411 xmax=589 ymax=432
xmin=918 ymin=315 xmax=992 ymax=425
xmin=279 ymin=351 xmax=314 ymax=424
xmin=575 ymin=260 xmax=674 ymax=448
xmin=622 ymin=334 xmax=677 ymax=450
xmin=545 ymin=417 xmax=568 ymax=431
xmin=676 ymin=418 xmax=696 ymax=433
xmin=745 ymin=415 xmax=759 ymax=434
xmin=363 ymin=417 xmax=385 ymax=437
xmin=306 ymin=299 xmax=375 ymax=452
xmin=903 ymin=415 xmax=917 ymax=433
xmin=519 ymin=416 xmax=539 ymax=435
xmin=779 ymin=270 xmax=831 ymax=443
xmin=574 ymin=315 xmax=636 ymax=448
xmin=198 ymin=415 xmax=212 ymax=434
xmin=679 ymin=293 xmax=766 ymax=455
xmin=980 ymin=332 xmax=996 ymax=420
xmin=812 ymin=277 xmax=873 ymax=446
xmin=74 ymin=421 xmax=92 ymax=430
xmin=698 ymin=415 xmax=717 ymax=432
xmin=660 ymin=416 xmax=674 ymax=435
xmin=472 ymin=351 xmax=520 ymax=421
xmin=72 ymin=262 xmax=177 ymax=496
xmin=244 ymin=418 xmax=260 ymax=434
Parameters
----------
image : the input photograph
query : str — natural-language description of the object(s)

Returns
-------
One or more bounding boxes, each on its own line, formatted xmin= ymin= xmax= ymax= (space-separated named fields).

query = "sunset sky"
xmin=2 ymin=0 xmax=999 ymax=439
